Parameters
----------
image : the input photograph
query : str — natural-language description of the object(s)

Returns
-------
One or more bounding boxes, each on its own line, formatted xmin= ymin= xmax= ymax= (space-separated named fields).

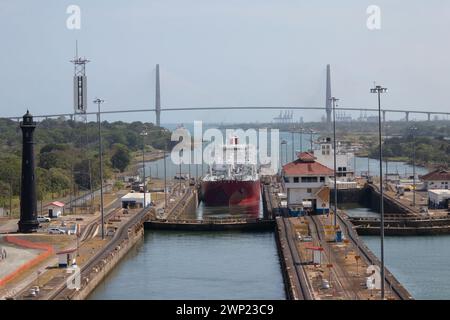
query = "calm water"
xmin=88 ymin=230 xmax=285 ymax=300
xmin=346 ymin=207 xmax=450 ymax=300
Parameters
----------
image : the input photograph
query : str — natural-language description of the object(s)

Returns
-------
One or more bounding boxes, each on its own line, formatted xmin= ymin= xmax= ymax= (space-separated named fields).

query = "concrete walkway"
xmin=0 ymin=219 xmax=19 ymax=234
xmin=0 ymin=238 xmax=41 ymax=279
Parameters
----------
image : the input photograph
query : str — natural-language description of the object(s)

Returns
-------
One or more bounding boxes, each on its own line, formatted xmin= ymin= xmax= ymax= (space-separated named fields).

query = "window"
xmin=320 ymin=177 xmax=325 ymax=182
xmin=293 ymin=177 xmax=299 ymax=183
xmin=301 ymin=177 xmax=318 ymax=183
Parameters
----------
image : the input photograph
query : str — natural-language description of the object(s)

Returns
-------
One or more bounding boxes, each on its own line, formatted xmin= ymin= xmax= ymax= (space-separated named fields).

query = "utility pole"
xmin=164 ymin=142 xmax=167 ymax=209
xmin=330 ymin=97 xmax=339 ymax=230
xmin=84 ymin=117 xmax=94 ymax=210
xmin=385 ymin=125 xmax=390 ymax=187
xmin=309 ymin=129 xmax=313 ymax=152
xmin=291 ymin=131 xmax=295 ymax=161
xmin=410 ymin=126 xmax=418 ymax=207
xmin=141 ymin=127 xmax=148 ymax=208
xmin=179 ymin=151 xmax=182 ymax=191
xmin=94 ymin=98 xmax=105 ymax=240
xmin=70 ymin=163 xmax=74 ymax=214
xmin=299 ymin=128 xmax=303 ymax=152
xmin=201 ymin=139 xmax=206 ymax=177
xmin=371 ymin=84 xmax=388 ymax=300
xmin=281 ymin=140 xmax=288 ymax=165
xmin=76 ymin=225 xmax=80 ymax=257
xmin=188 ymin=162 xmax=191 ymax=181
xmin=9 ymin=181 xmax=12 ymax=217
xmin=285 ymin=141 xmax=288 ymax=164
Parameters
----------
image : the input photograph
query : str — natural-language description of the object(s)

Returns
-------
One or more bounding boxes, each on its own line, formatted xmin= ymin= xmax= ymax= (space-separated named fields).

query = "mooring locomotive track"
xmin=336 ymin=211 xmax=413 ymax=300
xmin=48 ymin=207 xmax=151 ymax=300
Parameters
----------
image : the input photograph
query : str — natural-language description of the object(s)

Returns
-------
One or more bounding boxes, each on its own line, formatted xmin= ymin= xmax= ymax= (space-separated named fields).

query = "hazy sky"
xmin=1 ymin=0 xmax=450 ymax=123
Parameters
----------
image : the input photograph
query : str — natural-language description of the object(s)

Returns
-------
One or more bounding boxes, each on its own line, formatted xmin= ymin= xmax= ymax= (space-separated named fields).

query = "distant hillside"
xmin=0 ymin=118 xmax=171 ymax=211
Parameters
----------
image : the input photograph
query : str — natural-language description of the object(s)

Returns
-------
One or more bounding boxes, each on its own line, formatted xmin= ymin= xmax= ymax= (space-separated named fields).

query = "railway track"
xmin=48 ymin=207 xmax=150 ymax=300
xmin=336 ymin=211 xmax=413 ymax=300
xmin=280 ymin=217 xmax=313 ymax=300
xmin=308 ymin=215 xmax=359 ymax=300
xmin=13 ymin=204 xmax=122 ymax=300
xmin=266 ymin=186 xmax=313 ymax=299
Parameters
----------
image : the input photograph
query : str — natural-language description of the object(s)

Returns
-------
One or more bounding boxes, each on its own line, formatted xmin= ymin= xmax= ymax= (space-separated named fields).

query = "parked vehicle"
xmin=37 ymin=216 xmax=51 ymax=223
xmin=321 ymin=279 xmax=330 ymax=289
xmin=48 ymin=228 xmax=65 ymax=234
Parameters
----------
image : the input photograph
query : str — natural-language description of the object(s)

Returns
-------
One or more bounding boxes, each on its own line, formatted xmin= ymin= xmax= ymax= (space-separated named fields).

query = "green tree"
xmin=111 ymin=144 xmax=131 ymax=172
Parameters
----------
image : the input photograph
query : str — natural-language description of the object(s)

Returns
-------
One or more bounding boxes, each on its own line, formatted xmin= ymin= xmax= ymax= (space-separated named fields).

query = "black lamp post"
xmin=18 ymin=110 xmax=39 ymax=233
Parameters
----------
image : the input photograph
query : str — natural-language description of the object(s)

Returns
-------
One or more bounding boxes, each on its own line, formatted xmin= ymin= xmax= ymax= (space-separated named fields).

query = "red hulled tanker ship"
xmin=201 ymin=136 xmax=261 ymax=207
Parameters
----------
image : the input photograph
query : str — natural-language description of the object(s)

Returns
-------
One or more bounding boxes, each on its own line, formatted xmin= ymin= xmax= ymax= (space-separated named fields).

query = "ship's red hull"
xmin=201 ymin=180 xmax=261 ymax=206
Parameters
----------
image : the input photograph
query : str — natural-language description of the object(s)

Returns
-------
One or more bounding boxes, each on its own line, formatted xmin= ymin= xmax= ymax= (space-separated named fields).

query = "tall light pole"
xmin=385 ymin=125 xmax=391 ymax=187
xmin=330 ymin=97 xmax=339 ymax=229
xmin=140 ymin=127 xmax=148 ymax=208
xmin=291 ymin=131 xmax=295 ymax=161
xmin=370 ymin=84 xmax=388 ymax=300
xmin=281 ymin=140 xmax=288 ymax=165
xmin=164 ymin=141 xmax=168 ymax=209
xmin=94 ymin=98 xmax=105 ymax=240
xmin=299 ymin=128 xmax=303 ymax=152
xmin=196 ymin=160 xmax=198 ymax=180
xmin=179 ymin=149 xmax=183 ymax=191
xmin=309 ymin=129 xmax=314 ymax=152
xmin=410 ymin=126 xmax=418 ymax=207
xmin=9 ymin=181 xmax=13 ymax=217
xmin=201 ymin=139 xmax=207 ymax=177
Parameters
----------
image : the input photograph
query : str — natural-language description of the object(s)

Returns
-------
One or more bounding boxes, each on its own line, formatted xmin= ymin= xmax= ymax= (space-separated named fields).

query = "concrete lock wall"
xmin=70 ymin=228 xmax=144 ymax=300
xmin=363 ymin=185 xmax=410 ymax=214
xmin=332 ymin=186 xmax=410 ymax=214
xmin=274 ymin=218 xmax=296 ymax=300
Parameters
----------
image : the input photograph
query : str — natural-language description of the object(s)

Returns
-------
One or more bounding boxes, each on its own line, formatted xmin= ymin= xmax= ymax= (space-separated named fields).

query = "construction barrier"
xmin=0 ymin=236 xmax=54 ymax=287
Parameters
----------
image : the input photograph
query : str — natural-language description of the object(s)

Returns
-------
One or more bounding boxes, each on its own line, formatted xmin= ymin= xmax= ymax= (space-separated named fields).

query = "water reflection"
xmin=195 ymin=202 xmax=262 ymax=220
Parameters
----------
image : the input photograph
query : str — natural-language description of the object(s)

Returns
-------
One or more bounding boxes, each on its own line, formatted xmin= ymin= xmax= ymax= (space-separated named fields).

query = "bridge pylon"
xmin=155 ymin=64 xmax=161 ymax=127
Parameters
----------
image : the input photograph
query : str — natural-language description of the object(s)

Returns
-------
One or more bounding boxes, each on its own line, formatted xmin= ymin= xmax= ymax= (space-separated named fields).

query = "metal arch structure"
xmin=2 ymin=105 xmax=450 ymax=122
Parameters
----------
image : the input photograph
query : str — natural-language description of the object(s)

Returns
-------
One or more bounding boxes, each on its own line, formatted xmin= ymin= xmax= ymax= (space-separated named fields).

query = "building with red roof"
xmin=420 ymin=169 xmax=450 ymax=190
xmin=44 ymin=201 xmax=65 ymax=218
xmin=282 ymin=152 xmax=334 ymax=216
